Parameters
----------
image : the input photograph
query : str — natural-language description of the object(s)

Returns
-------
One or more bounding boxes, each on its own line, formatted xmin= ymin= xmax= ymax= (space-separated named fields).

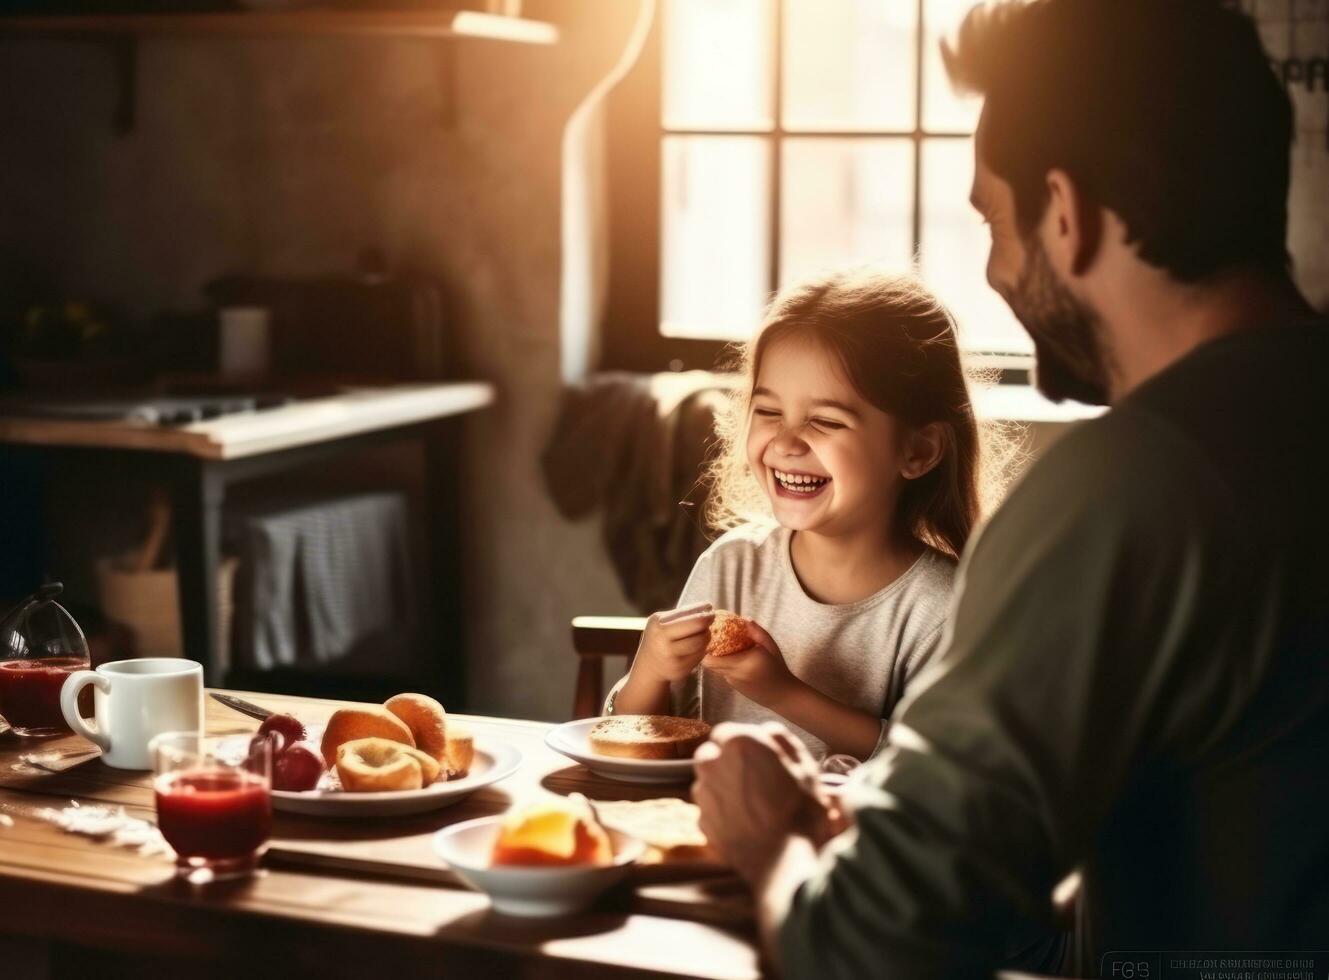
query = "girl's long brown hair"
xmin=706 ymin=270 xmax=1010 ymax=560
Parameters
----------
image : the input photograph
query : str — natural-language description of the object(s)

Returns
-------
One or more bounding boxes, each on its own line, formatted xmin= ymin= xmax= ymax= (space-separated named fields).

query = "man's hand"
xmin=691 ymin=721 xmax=836 ymax=885
xmin=702 ymin=620 xmax=799 ymax=709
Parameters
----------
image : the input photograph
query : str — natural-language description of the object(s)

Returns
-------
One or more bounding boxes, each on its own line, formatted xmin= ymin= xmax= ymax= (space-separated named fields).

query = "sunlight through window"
xmin=661 ymin=136 xmax=772 ymax=339
xmin=780 ymin=138 xmax=914 ymax=288
xmin=920 ymin=138 xmax=1031 ymax=354
xmin=658 ymin=0 xmax=1031 ymax=355
xmin=782 ymin=0 xmax=917 ymax=132
xmin=663 ymin=0 xmax=774 ymax=131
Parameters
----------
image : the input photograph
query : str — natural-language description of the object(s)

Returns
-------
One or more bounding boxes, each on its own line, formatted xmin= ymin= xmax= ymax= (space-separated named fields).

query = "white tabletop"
xmin=0 ymin=382 xmax=494 ymax=460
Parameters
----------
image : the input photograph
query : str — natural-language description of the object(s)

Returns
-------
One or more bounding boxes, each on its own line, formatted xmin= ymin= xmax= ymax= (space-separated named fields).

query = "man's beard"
xmin=1006 ymin=237 xmax=1113 ymax=406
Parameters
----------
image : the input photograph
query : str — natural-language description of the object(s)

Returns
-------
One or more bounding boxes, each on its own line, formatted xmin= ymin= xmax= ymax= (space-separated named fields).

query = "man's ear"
xmin=1045 ymin=168 xmax=1102 ymax=277
xmin=902 ymin=422 xmax=947 ymax=481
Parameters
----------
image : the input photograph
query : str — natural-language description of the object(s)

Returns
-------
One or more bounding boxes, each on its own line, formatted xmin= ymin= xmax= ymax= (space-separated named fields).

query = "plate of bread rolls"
xmin=257 ymin=693 xmax=521 ymax=818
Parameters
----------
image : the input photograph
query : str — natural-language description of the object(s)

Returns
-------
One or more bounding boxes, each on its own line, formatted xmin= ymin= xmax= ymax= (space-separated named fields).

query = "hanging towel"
xmin=227 ymin=492 xmax=418 ymax=674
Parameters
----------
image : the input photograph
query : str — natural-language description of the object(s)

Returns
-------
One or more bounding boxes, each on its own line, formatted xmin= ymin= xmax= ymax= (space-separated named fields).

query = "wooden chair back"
xmin=570 ymin=615 xmax=646 ymax=718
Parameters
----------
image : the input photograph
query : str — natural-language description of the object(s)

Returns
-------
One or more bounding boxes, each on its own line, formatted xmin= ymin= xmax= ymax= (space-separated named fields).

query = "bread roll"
xmin=445 ymin=725 xmax=474 ymax=778
xmin=400 ymin=744 xmax=442 ymax=785
xmin=384 ymin=693 xmax=449 ymax=766
xmin=589 ymin=715 xmax=711 ymax=760
xmin=320 ymin=706 xmax=414 ymax=767
xmin=706 ymin=610 xmax=754 ymax=657
xmin=335 ymin=737 xmax=438 ymax=792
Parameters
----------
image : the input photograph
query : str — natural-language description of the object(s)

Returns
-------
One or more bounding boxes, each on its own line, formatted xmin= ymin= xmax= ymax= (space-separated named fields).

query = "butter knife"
xmin=209 ymin=692 xmax=273 ymax=722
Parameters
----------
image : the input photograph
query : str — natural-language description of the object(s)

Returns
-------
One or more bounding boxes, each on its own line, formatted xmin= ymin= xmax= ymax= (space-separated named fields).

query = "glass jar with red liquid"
xmin=152 ymin=732 xmax=273 ymax=882
xmin=0 ymin=583 xmax=91 ymax=737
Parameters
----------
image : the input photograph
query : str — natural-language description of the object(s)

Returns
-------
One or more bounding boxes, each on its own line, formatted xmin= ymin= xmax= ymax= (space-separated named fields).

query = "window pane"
xmin=661 ymin=136 xmax=772 ymax=339
xmin=919 ymin=138 xmax=1031 ymax=353
xmin=780 ymin=138 xmax=915 ymax=289
xmin=663 ymin=0 xmax=775 ymax=132
xmin=923 ymin=0 xmax=981 ymax=133
xmin=782 ymin=0 xmax=917 ymax=132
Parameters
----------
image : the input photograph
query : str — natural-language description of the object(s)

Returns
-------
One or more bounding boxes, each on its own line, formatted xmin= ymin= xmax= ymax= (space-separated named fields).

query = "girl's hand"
xmin=702 ymin=620 xmax=798 ymax=709
xmin=633 ymin=602 xmax=715 ymax=684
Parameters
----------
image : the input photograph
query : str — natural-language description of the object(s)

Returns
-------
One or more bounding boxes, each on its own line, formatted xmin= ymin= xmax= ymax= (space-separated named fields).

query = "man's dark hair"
xmin=943 ymin=0 xmax=1293 ymax=281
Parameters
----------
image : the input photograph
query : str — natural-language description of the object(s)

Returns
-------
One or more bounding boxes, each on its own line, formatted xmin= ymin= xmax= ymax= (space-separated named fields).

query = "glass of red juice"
xmin=0 ymin=584 xmax=91 ymax=737
xmin=152 ymin=732 xmax=272 ymax=882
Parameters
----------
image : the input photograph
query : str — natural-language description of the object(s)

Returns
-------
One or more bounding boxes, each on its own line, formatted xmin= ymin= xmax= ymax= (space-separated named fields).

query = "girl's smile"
xmin=772 ymin=469 xmax=831 ymax=498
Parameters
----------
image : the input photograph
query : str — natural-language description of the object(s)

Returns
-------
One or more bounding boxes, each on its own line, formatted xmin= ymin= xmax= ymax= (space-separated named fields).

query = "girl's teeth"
xmin=774 ymin=470 xmax=829 ymax=493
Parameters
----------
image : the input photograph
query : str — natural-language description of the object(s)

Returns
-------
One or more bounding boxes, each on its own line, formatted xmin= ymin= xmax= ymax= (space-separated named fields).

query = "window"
xmin=604 ymin=0 xmax=1032 ymax=372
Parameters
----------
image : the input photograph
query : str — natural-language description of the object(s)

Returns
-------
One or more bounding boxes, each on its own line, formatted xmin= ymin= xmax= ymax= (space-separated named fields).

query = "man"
xmin=692 ymin=1 xmax=1329 ymax=976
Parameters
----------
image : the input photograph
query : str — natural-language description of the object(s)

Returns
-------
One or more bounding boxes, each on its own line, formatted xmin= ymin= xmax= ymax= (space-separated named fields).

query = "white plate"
xmin=270 ymin=736 xmax=521 ymax=818
xmin=434 ymin=816 xmax=645 ymax=916
xmin=544 ymin=718 xmax=697 ymax=785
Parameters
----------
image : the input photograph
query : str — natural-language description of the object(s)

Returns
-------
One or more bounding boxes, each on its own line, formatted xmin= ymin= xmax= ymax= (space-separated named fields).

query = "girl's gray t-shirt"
xmin=611 ymin=523 xmax=956 ymax=760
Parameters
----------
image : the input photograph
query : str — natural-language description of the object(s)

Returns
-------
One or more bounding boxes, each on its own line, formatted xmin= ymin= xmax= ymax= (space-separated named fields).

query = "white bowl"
xmin=433 ymin=816 xmax=645 ymax=917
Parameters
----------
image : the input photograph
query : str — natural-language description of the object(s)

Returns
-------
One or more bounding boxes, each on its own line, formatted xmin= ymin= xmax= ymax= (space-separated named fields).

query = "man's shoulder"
xmin=1024 ymin=322 xmax=1329 ymax=507
xmin=986 ymin=406 xmax=1225 ymax=550
xmin=1128 ymin=318 xmax=1329 ymax=421
xmin=1025 ymin=404 xmax=1210 ymax=493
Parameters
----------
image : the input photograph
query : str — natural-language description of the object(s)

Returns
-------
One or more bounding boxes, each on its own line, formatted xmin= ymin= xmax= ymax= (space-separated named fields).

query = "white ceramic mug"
xmin=60 ymin=659 xmax=204 ymax=770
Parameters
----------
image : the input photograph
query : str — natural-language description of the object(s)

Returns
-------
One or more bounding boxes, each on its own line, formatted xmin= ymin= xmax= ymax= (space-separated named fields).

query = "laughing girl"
xmin=609 ymin=270 xmax=993 ymax=761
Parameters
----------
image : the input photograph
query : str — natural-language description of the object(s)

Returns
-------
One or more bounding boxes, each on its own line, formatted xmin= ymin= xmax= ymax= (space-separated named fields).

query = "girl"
xmin=609 ymin=270 xmax=990 ymax=761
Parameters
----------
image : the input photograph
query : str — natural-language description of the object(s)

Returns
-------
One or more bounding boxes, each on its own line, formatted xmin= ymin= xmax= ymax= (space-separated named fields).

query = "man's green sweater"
xmin=780 ymin=321 xmax=1329 ymax=977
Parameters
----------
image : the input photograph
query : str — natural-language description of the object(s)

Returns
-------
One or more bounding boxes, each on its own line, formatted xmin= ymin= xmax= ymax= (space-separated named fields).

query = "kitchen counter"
xmin=0 ymin=382 xmax=494 ymax=692
xmin=0 ymin=382 xmax=494 ymax=459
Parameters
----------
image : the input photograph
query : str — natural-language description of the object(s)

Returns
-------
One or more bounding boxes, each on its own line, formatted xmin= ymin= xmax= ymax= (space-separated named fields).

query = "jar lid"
xmin=0 ymin=583 xmax=90 ymax=663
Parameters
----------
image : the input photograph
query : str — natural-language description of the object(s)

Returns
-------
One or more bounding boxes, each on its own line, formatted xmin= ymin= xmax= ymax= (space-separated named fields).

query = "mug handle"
xmin=60 ymin=671 xmax=111 ymax=754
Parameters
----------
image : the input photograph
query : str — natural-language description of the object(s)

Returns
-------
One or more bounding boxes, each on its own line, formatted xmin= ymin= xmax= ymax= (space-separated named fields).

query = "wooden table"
xmin=0 ymin=690 xmax=762 ymax=980
xmin=0 ymin=382 xmax=492 ymax=694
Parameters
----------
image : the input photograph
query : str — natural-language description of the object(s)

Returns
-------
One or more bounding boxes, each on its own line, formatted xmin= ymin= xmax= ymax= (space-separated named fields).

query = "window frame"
xmin=603 ymin=0 xmax=1020 ymax=375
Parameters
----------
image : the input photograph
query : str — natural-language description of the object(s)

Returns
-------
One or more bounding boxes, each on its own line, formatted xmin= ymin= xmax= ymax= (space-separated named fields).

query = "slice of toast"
xmin=589 ymin=715 xmax=711 ymax=760
xmin=592 ymin=798 xmax=720 ymax=864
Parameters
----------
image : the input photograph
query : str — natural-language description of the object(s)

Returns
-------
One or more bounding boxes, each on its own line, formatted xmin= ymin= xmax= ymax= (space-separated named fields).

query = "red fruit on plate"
xmin=258 ymin=712 xmax=307 ymax=747
xmin=247 ymin=731 xmax=285 ymax=773
xmin=273 ymin=741 xmax=325 ymax=792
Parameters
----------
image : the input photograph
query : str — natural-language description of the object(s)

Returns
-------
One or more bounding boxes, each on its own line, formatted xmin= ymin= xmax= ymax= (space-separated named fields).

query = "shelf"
xmin=0 ymin=10 xmax=558 ymax=45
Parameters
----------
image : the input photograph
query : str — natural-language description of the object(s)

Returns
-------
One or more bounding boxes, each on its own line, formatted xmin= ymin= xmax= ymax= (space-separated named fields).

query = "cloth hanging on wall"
xmin=227 ymin=491 xmax=418 ymax=674
xmin=542 ymin=372 xmax=730 ymax=613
